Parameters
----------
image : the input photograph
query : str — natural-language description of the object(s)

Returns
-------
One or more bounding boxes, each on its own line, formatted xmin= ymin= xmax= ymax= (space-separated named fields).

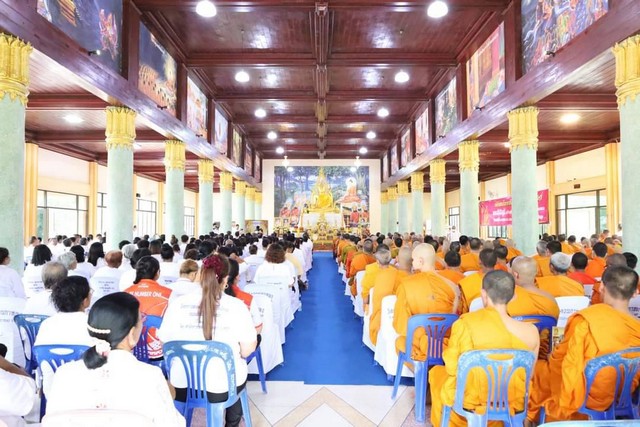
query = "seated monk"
xmin=568 ymin=252 xmax=596 ymax=287
xmin=559 ymin=234 xmax=574 ymax=255
xmin=458 ymin=235 xmax=470 ymax=256
xmin=533 ymin=240 xmax=552 ymax=277
xmin=430 ymin=270 xmax=540 ymax=427
xmin=390 ymin=236 xmax=402 ymax=259
xmin=437 ymin=250 xmax=465 ymax=285
xmin=590 ymin=253 xmax=628 ymax=305
xmin=535 ymin=253 xmax=584 ymax=297
xmin=345 ymin=239 xmax=362 ymax=277
xmin=458 ymin=249 xmax=497 ymax=313
xmin=585 ymin=242 xmax=608 ymax=279
xmin=393 ymin=244 xmax=460 ymax=361
xmin=340 ymin=237 xmax=357 ymax=267
xmin=494 ymin=245 xmax=509 ymax=272
xmin=567 ymin=235 xmax=584 ymax=254
xmin=504 ymin=239 xmax=523 ymax=262
xmin=349 ymin=239 xmax=376 ymax=296
xmin=460 ymin=238 xmax=482 ymax=272
xmin=528 ymin=265 xmax=640 ymax=423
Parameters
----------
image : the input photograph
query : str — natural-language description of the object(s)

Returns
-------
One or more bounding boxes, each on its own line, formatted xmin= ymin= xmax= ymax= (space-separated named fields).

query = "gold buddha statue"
xmin=308 ymin=168 xmax=337 ymax=212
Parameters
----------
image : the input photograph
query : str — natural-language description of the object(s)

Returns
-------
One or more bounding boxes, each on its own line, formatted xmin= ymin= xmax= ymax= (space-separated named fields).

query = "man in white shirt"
xmin=0 ymin=355 xmax=36 ymax=427
xmin=0 ymin=248 xmax=26 ymax=299
xmin=23 ymin=236 xmax=39 ymax=264
xmin=93 ymin=251 xmax=124 ymax=280
xmin=243 ymin=245 xmax=264 ymax=284
xmin=159 ymin=244 xmax=180 ymax=281
xmin=179 ymin=235 xmax=189 ymax=255
xmin=23 ymin=262 xmax=67 ymax=316
xmin=149 ymin=239 xmax=163 ymax=262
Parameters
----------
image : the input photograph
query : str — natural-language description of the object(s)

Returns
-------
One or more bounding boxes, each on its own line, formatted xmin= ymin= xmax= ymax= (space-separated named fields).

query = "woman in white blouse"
xmin=159 ymin=254 xmax=257 ymax=427
xmin=46 ymin=292 xmax=184 ymax=427
xmin=23 ymin=244 xmax=52 ymax=282
xmin=0 ymin=248 xmax=25 ymax=298
xmin=253 ymin=243 xmax=296 ymax=288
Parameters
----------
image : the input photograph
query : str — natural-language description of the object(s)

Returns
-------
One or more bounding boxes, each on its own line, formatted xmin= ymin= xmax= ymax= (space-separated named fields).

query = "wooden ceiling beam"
xmin=327 ymin=52 xmax=456 ymax=67
xmin=537 ymin=92 xmax=618 ymax=111
xmin=28 ymin=93 xmax=109 ymax=110
xmin=187 ymin=52 xmax=316 ymax=68
xmin=248 ymin=131 xmax=396 ymax=140
xmin=480 ymin=129 xmax=615 ymax=144
xmin=235 ymin=114 xmax=407 ymax=125
xmin=31 ymin=129 xmax=165 ymax=144
xmin=215 ymin=89 xmax=425 ymax=102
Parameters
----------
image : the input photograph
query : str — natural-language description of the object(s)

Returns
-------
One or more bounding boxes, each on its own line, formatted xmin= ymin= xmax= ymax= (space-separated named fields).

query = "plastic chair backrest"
xmin=133 ymin=315 xmax=163 ymax=362
xmin=42 ymin=409 xmax=154 ymax=427
xmin=163 ymin=341 xmax=238 ymax=409
xmin=33 ymin=344 xmax=90 ymax=385
xmin=256 ymin=274 xmax=291 ymax=288
xmin=555 ymin=296 xmax=589 ymax=328
xmin=463 ymin=270 xmax=478 ymax=277
xmin=404 ymin=313 xmax=458 ymax=363
xmin=469 ymin=297 xmax=484 ymax=312
xmin=584 ymin=284 xmax=594 ymax=298
xmin=355 ymin=271 xmax=366 ymax=292
xmin=580 ymin=347 xmax=640 ymax=419
xmin=0 ymin=297 xmax=26 ymax=365
xmin=14 ymin=314 xmax=49 ymax=373
xmin=512 ymin=315 xmax=557 ymax=352
xmin=22 ymin=276 xmax=44 ymax=298
xmin=158 ymin=276 xmax=178 ymax=286
xmin=250 ymin=294 xmax=274 ymax=331
xmin=453 ymin=349 xmax=536 ymax=422
xmin=380 ymin=295 xmax=397 ymax=329
xmin=246 ymin=264 xmax=259 ymax=283
xmin=90 ymin=277 xmax=119 ymax=299
xmin=629 ymin=296 xmax=640 ymax=320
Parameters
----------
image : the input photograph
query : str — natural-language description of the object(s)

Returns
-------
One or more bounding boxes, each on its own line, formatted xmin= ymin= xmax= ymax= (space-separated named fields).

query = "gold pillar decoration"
xmin=105 ymin=106 xmax=136 ymax=149
xmin=219 ymin=172 xmax=233 ymax=192
xmin=88 ymin=161 xmax=98 ymax=235
xmin=164 ymin=140 xmax=185 ymax=171
xmin=387 ymin=187 xmax=397 ymax=201
xmin=246 ymin=186 xmax=256 ymax=200
xmin=381 ymin=191 xmax=389 ymax=204
xmin=613 ymin=35 xmax=640 ymax=106
xmin=429 ymin=159 xmax=446 ymax=184
xmin=23 ymin=142 xmax=38 ymax=242
xmin=605 ymin=143 xmax=621 ymax=232
xmin=0 ymin=34 xmax=32 ymax=105
xmin=198 ymin=159 xmax=214 ymax=183
xmin=507 ymin=107 xmax=539 ymax=151
xmin=458 ymin=140 xmax=480 ymax=172
xmin=156 ymin=181 xmax=165 ymax=234
xmin=546 ymin=160 xmax=556 ymax=235
xmin=235 ymin=181 xmax=247 ymax=195
xmin=255 ymin=192 xmax=262 ymax=204
xmin=410 ymin=172 xmax=424 ymax=192
xmin=397 ymin=181 xmax=409 ymax=196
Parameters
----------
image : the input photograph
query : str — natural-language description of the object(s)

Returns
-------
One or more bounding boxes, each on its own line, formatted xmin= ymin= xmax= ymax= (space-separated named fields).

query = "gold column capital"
xmin=397 ymin=181 xmax=409 ymax=196
xmin=255 ymin=192 xmax=262 ymax=204
xmin=410 ymin=172 xmax=424 ymax=191
xmin=164 ymin=139 xmax=185 ymax=171
xmin=219 ymin=172 xmax=233 ymax=191
xmin=458 ymin=140 xmax=480 ymax=172
xmin=246 ymin=187 xmax=256 ymax=200
xmin=106 ymin=106 xmax=137 ymax=150
xmin=429 ymin=159 xmax=446 ymax=184
xmin=613 ymin=35 xmax=640 ymax=106
xmin=0 ymin=34 xmax=32 ymax=105
xmin=387 ymin=187 xmax=398 ymax=201
xmin=198 ymin=159 xmax=214 ymax=183
xmin=381 ymin=191 xmax=389 ymax=204
xmin=507 ymin=106 xmax=539 ymax=152
xmin=235 ymin=181 xmax=247 ymax=195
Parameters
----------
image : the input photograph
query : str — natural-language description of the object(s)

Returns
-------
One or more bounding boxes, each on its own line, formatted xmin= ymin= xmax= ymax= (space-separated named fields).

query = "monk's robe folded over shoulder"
xmin=345 ymin=250 xmax=361 ymax=278
xmin=430 ymin=308 xmax=533 ymax=427
xmin=533 ymin=255 xmax=552 ymax=277
xmin=528 ymin=304 xmax=640 ymax=422
xmin=506 ymin=247 xmax=523 ymax=262
xmin=458 ymin=272 xmax=483 ymax=313
xmin=349 ymin=252 xmax=376 ymax=295
xmin=360 ymin=263 xmax=380 ymax=303
xmin=438 ymin=269 xmax=465 ymax=285
xmin=435 ymin=251 xmax=445 ymax=271
xmin=460 ymin=253 xmax=480 ymax=273
xmin=393 ymin=272 xmax=457 ymax=361
xmin=536 ymin=275 xmax=584 ymax=297
xmin=585 ymin=257 xmax=606 ymax=280
xmin=368 ymin=266 xmax=402 ymax=345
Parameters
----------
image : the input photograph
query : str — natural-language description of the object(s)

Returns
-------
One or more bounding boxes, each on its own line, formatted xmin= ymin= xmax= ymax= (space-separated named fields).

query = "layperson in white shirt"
xmin=58 ymin=250 xmax=88 ymax=281
xmin=0 ymin=248 xmax=26 ymax=299
xmin=253 ymin=243 xmax=296 ymax=288
xmin=34 ymin=276 xmax=94 ymax=396
xmin=93 ymin=251 xmax=124 ymax=280
xmin=23 ymin=262 xmax=67 ymax=316
xmin=23 ymin=236 xmax=39 ymax=264
xmin=0 ymin=355 xmax=36 ymax=427
xmin=159 ymin=254 xmax=257 ymax=427
xmin=119 ymin=243 xmax=137 ymax=273
xmin=167 ymin=260 xmax=201 ymax=300
xmin=86 ymin=242 xmax=107 ymax=272
xmin=46 ymin=292 xmax=185 ymax=426
xmin=159 ymin=244 xmax=180 ymax=279
xmin=119 ymin=248 xmax=151 ymax=291
xmin=23 ymin=244 xmax=52 ymax=287
xmin=69 ymin=246 xmax=93 ymax=280
xmin=149 ymin=240 xmax=163 ymax=262
xmin=179 ymin=235 xmax=189 ymax=255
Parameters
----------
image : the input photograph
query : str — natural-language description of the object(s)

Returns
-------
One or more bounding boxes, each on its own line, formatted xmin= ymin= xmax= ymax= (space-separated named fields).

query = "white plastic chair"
xmin=0 ymin=297 xmax=26 ymax=366
xmin=373 ymin=295 xmax=414 ymax=378
xmin=245 ymin=283 xmax=287 ymax=344
xmin=89 ymin=276 xmax=119 ymax=302
xmin=463 ymin=270 xmax=478 ymax=277
xmin=245 ymin=264 xmax=259 ymax=283
xmin=468 ymin=297 xmax=484 ymax=312
xmin=555 ymin=296 xmax=590 ymax=328
xmin=584 ymin=284 xmax=595 ymax=298
xmin=255 ymin=275 xmax=296 ymax=326
xmin=362 ymin=287 xmax=375 ymax=351
xmin=629 ymin=296 xmax=640 ymax=320
xmin=158 ymin=276 xmax=178 ymax=286
xmin=247 ymin=295 xmax=284 ymax=374
xmin=42 ymin=409 xmax=154 ymax=427
xmin=353 ymin=270 xmax=366 ymax=318
xmin=22 ymin=276 xmax=44 ymax=299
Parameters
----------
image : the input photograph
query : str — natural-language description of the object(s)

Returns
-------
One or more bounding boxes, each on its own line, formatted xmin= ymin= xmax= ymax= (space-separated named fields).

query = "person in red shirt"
xmin=568 ymin=252 xmax=596 ymax=287
xmin=124 ymin=256 xmax=172 ymax=359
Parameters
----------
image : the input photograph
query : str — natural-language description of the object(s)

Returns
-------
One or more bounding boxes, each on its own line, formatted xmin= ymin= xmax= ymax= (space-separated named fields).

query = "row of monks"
xmin=333 ymin=232 xmax=640 ymax=425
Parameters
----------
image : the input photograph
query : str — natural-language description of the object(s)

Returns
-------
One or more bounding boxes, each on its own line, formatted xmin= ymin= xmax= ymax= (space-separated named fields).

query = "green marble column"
xmin=397 ymin=181 xmax=409 ymax=233
xmin=429 ymin=159 xmax=446 ymax=236
xmin=0 ymin=34 xmax=31 ymax=273
xmin=614 ymin=36 xmax=640 ymax=256
xmin=459 ymin=140 xmax=480 ymax=237
xmin=219 ymin=172 xmax=233 ymax=233
xmin=387 ymin=187 xmax=398 ymax=234
xmin=508 ymin=107 xmax=539 ymax=256
xmin=246 ymin=187 xmax=255 ymax=222
xmin=411 ymin=173 xmax=424 ymax=234
xmin=233 ymin=181 xmax=246 ymax=231
xmin=198 ymin=159 xmax=214 ymax=236
xmin=381 ymin=192 xmax=389 ymax=234
xmin=164 ymin=140 xmax=185 ymax=239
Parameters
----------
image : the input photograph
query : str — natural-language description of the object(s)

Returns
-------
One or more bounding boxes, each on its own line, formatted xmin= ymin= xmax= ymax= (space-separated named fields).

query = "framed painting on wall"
xmin=245 ymin=144 xmax=253 ymax=175
xmin=138 ymin=23 xmax=177 ymax=116
xmin=231 ymin=129 xmax=242 ymax=166
xmin=467 ymin=23 xmax=505 ymax=116
xmin=214 ymin=108 xmax=228 ymax=155
xmin=415 ymin=108 xmax=429 ymax=155
xmin=390 ymin=143 xmax=398 ymax=175
xmin=255 ymin=153 xmax=262 ymax=182
xmin=435 ymin=77 xmax=457 ymax=138
xmin=187 ymin=77 xmax=208 ymax=139
xmin=400 ymin=129 xmax=411 ymax=167
xmin=382 ymin=153 xmax=389 ymax=181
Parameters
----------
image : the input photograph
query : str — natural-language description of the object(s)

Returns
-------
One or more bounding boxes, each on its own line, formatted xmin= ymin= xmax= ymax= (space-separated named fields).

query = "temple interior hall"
xmin=1 ymin=0 xmax=640 ymax=426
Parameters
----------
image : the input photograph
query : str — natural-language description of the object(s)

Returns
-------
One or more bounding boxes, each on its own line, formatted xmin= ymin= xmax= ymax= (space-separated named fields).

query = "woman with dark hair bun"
xmin=45 ymin=292 xmax=185 ymax=426
xmin=23 ymin=244 xmax=52 ymax=281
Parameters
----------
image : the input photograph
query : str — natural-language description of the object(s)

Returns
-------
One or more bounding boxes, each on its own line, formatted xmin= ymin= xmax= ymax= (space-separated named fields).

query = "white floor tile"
xmin=325 ymin=385 xmax=407 ymax=425
xmin=297 ymin=404 xmax=353 ymax=427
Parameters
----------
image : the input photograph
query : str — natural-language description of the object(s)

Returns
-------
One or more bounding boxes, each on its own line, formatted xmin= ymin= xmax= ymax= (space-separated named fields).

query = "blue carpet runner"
xmin=264 ymin=252 xmax=394 ymax=385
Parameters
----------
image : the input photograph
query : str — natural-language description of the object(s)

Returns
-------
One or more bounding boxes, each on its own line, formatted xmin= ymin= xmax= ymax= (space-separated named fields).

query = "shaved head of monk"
xmin=411 ymin=243 xmax=436 ymax=272
xmin=397 ymin=247 xmax=412 ymax=270
xmin=511 ymin=256 xmax=537 ymax=284
xmin=482 ymin=270 xmax=516 ymax=305
xmin=606 ymin=253 xmax=627 ymax=268
xmin=603 ymin=265 xmax=639 ymax=301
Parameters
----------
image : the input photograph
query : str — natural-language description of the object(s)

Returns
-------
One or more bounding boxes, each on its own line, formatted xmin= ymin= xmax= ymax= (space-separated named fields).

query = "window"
xmin=136 ymin=199 xmax=157 ymax=237
xmin=184 ymin=207 xmax=195 ymax=237
xmin=556 ymin=190 xmax=607 ymax=238
xmin=486 ymin=226 xmax=508 ymax=238
xmin=96 ymin=192 xmax=107 ymax=235
xmin=448 ymin=206 xmax=460 ymax=232
xmin=36 ymin=190 xmax=88 ymax=238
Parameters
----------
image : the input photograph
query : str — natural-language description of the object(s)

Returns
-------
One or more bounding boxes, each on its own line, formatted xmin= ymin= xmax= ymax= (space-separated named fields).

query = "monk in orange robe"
xmin=568 ymin=252 xmax=597 ymax=287
xmin=536 ymin=252 xmax=584 ymax=297
xmin=437 ymin=250 xmax=465 ymax=285
xmin=494 ymin=245 xmax=509 ymax=272
xmin=460 ymin=237 xmax=482 ymax=272
xmin=559 ymin=234 xmax=574 ymax=254
xmin=349 ymin=239 xmax=376 ymax=295
xmin=430 ymin=270 xmax=540 ymax=427
xmin=528 ymin=265 xmax=640 ymax=423
xmin=336 ymin=235 xmax=349 ymax=263
xmin=533 ymin=241 xmax=553 ymax=277
xmin=585 ymin=242 xmax=608 ymax=279
xmin=567 ymin=235 xmax=584 ymax=254
xmin=459 ymin=248 xmax=497 ymax=313
xmin=394 ymin=243 xmax=459 ymax=361
xmin=459 ymin=235 xmax=470 ymax=256
xmin=504 ymin=239 xmax=523 ymax=262
xmin=590 ymin=253 xmax=628 ymax=305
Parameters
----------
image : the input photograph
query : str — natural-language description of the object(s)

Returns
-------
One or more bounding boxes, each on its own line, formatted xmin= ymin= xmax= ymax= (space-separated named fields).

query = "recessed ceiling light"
xmin=359 ymin=147 xmax=368 ymax=154
xmin=427 ymin=1 xmax=448 ymax=18
xmin=64 ymin=114 xmax=84 ymax=124
xmin=366 ymin=131 xmax=377 ymax=139
xmin=395 ymin=70 xmax=410 ymax=83
xmin=235 ymin=70 xmax=250 ymax=83
xmin=133 ymin=143 xmax=142 ymax=150
xmin=276 ymin=146 xmax=284 ymax=154
xmin=254 ymin=108 xmax=266 ymax=118
xmin=196 ymin=0 xmax=217 ymax=18
xmin=377 ymin=108 xmax=389 ymax=118
xmin=267 ymin=131 xmax=278 ymax=140
xmin=560 ymin=113 xmax=581 ymax=124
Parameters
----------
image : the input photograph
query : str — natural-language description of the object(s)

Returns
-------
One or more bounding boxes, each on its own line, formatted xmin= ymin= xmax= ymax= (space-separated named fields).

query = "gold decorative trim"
xmin=429 ymin=159 xmax=446 ymax=184
xmin=507 ymin=106 xmax=539 ymax=152
xmin=380 ymin=191 xmax=388 ymax=204
xmin=0 ymin=34 xmax=32 ymax=105
xmin=164 ymin=140 xmax=185 ymax=171
xmin=198 ymin=159 xmax=214 ymax=183
xmin=410 ymin=172 xmax=424 ymax=191
xmin=235 ymin=181 xmax=247 ymax=195
xmin=387 ymin=187 xmax=398 ymax=201
xmin=458 ymin=140 xmax=480 ymax=172
xmin=105 ymin=106 xmax=136 ymax=150
xmin=219 ymin=172 xmax=233 ymax=191
xmin=397 ymin=181 xmax=409 ymax=196
xmin=613 ymin=35 xmax=640 ymax=107
xmin=254 ymin=192 xmax=262 ymax=204
xmin=246 ymin=187 xmax=256 ymax=200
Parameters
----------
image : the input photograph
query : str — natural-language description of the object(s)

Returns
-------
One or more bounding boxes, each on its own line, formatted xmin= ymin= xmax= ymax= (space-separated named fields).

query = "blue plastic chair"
xmin=540 ymin=347 xmax=640 ymax=422
xmin=513 ymin=315 xmax=557 ymax=351
xmin=441 ymin=349 xmax=536 ymax=427
xmin=246 ymin=346 xmax=267 ymax=393
xmin=14 ymin=314 xmax=49 ymax=376
xmin=133 ymin=315 xmax=165 ymax=374
xmin=163 ymin=340 xmax=253 ymax=427
xmin=391 ymin=313 xmax=458 ymax=423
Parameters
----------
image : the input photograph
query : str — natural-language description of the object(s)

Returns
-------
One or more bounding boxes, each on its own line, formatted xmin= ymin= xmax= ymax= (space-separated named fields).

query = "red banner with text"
xmin=479 ymin=189 xmax=549 ymax=226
